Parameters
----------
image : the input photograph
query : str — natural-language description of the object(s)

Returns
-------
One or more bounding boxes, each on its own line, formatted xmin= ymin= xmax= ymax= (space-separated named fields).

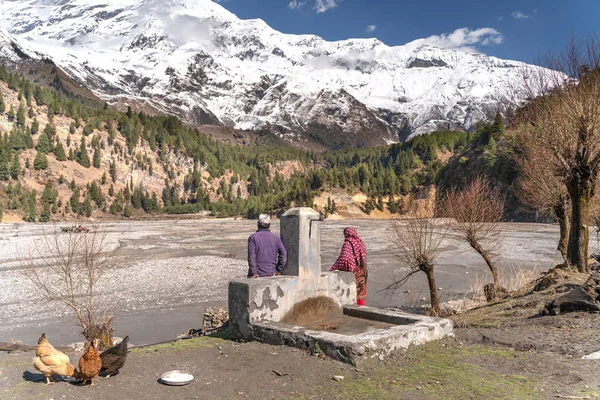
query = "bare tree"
xmin=388 ymin=204 xmax=448 ymax=316
xmin=514 ymin=140 xmax=570 ymax=260
xmin=516 ymin=34 xmax=600 ymax=273
xmin=441 ymin=176 xmax=505 ymax=290
xmin=23 ymin=224 xmax=118 ymax=350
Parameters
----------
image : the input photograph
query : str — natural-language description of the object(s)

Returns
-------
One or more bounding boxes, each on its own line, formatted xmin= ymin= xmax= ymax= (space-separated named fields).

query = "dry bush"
xmin=440 ymin=176 xmax=505 ymax=290
xmin=23 ymin=224 xmax=118 ymax=350
xmin=469 ymin=266 xmax=543 ymax=301
xmin=388 ymin=202 xmax=448 ymax=316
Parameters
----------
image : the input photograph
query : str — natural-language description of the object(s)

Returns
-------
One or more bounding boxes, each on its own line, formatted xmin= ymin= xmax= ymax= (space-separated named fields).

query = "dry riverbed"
xmin=0 ymin=219 xmax=566 ymax=346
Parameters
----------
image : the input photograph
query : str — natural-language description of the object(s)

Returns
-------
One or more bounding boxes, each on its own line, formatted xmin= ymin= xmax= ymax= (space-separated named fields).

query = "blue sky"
xmin=215 ymin=0 xmax=599 ymax=63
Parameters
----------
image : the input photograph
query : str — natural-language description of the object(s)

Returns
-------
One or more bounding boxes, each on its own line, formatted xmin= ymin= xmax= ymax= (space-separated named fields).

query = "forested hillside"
xmin=0 ymin=65 xmax=492 ymax=222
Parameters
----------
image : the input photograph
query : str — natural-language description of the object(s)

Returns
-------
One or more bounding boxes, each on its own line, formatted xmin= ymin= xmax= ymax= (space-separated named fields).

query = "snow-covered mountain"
xmin=0 ymin=0 xmax=533 ymax=148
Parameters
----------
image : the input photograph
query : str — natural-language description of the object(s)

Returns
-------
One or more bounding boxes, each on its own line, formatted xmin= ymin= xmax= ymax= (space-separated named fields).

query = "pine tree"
xmin=28 ymin=106 xmax=33 ymax=119
xmin=110 ymin=161 xmax=117 ymax=183
xmin=68 ymin=147 xmax=74 ymax=161
xmin=39 ymin=202 xmax=51 ymax=222
xmin=82 ymin=197 xmax=92 ymax=217
xmin=491 ymin=112 xmax=505 ymax=137
xmin=0 ymin=202 xmax=3 ymax=222
xmin=16 ymin=103 xmax=25 ymax=126
xmin=9 ymin=129 xmax=25 ymax=150
xmin=31 ymin=118 xmax=39 ymax=134
xmin=0 ymin=89 xmax=5 ymax=113
xmin=7 ymin=105 xmax=15 ymax=120
xmin=24 ymin=192 xmax=37 ymax=222
xmin=33 ymin=151 xmax=48 ymax=170
xmin=0 ymin=157 xmax=9 ymax=181
xmin=25 ymin=131 xmax=34 ymax=148
xmin=101 ymin=172 xmax=107 ymax=185
xmin=41 ymin=181 xmax=58 ymax=205
xmin=36 ymin=132 xmax=51 ymax=154
xmin=10 ymin=153 xmax=20 ymax=179
xmin=70 ymin=186 xmax=80 ymax=213
xmin=43 ymin=122 xmax=56 ymax=142
xmin=54 ymin=140 xmax=66 ymax=161
xmin=77 ymin=138 xmax=90 ymax=168
xmin=93 ymin=146 xmax=101 ymax=168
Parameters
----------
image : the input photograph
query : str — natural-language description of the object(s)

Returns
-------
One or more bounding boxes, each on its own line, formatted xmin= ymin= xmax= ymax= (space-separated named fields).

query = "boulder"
xmin=540 ymin=286 xmax=600 ymax=316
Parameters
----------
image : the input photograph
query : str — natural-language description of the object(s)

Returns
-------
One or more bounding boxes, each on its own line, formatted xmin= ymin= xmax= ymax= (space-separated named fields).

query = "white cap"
xmin=258 ymin=214 xmax=271 ymax=225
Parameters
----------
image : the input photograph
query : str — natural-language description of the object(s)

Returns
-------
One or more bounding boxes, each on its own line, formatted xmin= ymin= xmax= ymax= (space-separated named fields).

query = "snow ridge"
xmin=0 ymin=0 xmax=536 ymax=146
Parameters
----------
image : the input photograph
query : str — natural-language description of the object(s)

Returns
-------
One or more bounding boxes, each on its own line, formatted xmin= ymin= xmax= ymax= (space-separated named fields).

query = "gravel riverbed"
xmin=0 ymin=219 xmax=566 ymax=346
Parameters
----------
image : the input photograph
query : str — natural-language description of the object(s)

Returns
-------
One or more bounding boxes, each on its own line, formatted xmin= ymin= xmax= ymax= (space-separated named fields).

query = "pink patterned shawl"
xmin=330 ymin=227 xmax=367 ymax=272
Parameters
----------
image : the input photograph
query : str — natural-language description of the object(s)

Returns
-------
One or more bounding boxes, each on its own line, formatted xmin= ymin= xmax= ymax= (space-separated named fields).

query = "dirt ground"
xmin=2 ymin=270 xmax=600 ymax=399
xmin=1 ymin=325 xmax=599 ymax=400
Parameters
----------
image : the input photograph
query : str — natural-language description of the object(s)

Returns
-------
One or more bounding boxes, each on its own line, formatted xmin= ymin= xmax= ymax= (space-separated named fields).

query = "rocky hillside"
xmin=0 ymin=65 xmax=485 ymax=222
xmin=0 ymin=0 xmax=548 ymax=149
xmin=0 ymin=72 xmax=251 ymax=222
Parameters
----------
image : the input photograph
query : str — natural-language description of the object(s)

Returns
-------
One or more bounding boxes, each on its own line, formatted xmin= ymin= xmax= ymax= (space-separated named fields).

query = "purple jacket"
xmin=247 ymin=229 xmax=287 ymax=277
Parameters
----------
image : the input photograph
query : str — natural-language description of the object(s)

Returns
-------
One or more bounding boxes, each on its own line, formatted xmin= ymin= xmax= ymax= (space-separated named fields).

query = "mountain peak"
xmin=0 ymin=0 xmax=542 ymax=148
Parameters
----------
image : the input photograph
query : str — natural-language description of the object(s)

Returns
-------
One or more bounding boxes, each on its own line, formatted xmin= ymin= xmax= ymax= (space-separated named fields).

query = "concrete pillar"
xmin=280 ymin=207 xmax=321 ymax=284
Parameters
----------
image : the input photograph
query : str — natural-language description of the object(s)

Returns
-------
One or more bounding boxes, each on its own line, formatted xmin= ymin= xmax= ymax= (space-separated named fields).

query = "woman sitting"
xmin=330 ymin=227 xmax=368 ymax=306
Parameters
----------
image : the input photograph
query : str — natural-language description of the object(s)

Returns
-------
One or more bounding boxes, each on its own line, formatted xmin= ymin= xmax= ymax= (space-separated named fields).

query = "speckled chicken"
xmin=32 ymin=333 xmax=76 ymax=385
xmin=76 ymin=339 xmax=102 ymax=386
xmin=100 ymin=336 xmax=129 ymax=377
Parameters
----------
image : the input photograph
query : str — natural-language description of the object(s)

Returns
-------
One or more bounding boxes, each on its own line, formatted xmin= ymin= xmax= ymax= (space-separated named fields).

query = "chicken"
xmin=100 ymin=336 xmax=129 ymax=377
xmin=32 ymin=333 xmax=76 ymax=385
xmin=76 ymin=339 xmax=102 ymax=386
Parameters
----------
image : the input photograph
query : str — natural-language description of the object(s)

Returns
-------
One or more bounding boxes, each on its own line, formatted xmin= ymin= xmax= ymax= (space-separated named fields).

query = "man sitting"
xmin=247 ymin=214 xmax=287 ymax=278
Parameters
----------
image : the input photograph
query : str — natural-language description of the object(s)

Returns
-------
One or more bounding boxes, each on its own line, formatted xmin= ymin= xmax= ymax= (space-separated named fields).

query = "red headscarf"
xmin=330 ymin=227 xmax=367 ymax=272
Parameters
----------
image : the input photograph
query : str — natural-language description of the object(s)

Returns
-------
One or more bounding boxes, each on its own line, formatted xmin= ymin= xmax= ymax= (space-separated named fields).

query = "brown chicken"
xmin=100 ymin=335 xmax=129 ymax=377
xmin=76 ymin=339 xmax=102 ymax=386
xmin=33 ymin=333 xmax=76 ymax=385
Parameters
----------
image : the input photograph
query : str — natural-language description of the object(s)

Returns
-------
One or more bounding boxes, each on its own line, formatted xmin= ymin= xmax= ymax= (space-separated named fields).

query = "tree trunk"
xmin=553 ymin=199 xmax=570 ymax=261
xmin=422 ymin=264 xmax=440 ymax=317
xmin=567 ymin=179 xmax=592 ymax=273
xmin=469 ymin=239 xmax=500 ymax=288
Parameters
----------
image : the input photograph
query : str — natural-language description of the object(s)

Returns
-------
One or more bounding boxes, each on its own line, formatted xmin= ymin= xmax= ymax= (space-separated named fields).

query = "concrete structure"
xmin=228 ymin=207 xmax=453 ymax=365
xmin=229 ymin=208 xmax=357 ymax=339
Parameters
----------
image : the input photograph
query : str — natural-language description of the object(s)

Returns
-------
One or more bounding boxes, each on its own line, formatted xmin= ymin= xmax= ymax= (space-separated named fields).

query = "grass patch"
xmin=131 ymin=336 xmax=227 ymax=354
xmin=314 ymin=342 xmax=540 ymax=399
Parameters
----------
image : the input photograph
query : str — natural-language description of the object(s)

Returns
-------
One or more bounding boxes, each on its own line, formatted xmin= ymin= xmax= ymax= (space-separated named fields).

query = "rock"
xmin=203 ymin=307 xmax=229 ymax=331
xmin=540 ymin=286 xmax=600 ymax=316
xmin=484 ymin=283 xmax=507 ymax=302
xmin=582 ymin=351 xmax=600 ymax=360
xmin=332 ymin=375 xmax=344 ymax=381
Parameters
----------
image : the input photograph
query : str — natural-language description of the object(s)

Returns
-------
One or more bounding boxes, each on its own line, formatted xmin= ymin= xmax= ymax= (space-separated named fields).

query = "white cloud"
xmin=314 ymin=0 xmax=339 ymax=13
xmin=417 ymin=27 xmax=503 ymax=53
xmin=287 ymin=0 xmax=341 ymax=13
xmin=511 ymin=11 xmax=530 ymax=19
xmin=366 ymin=25 xmax=376 ymax=33
xmin=288 ymin=0 xmax=307 ymax=10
